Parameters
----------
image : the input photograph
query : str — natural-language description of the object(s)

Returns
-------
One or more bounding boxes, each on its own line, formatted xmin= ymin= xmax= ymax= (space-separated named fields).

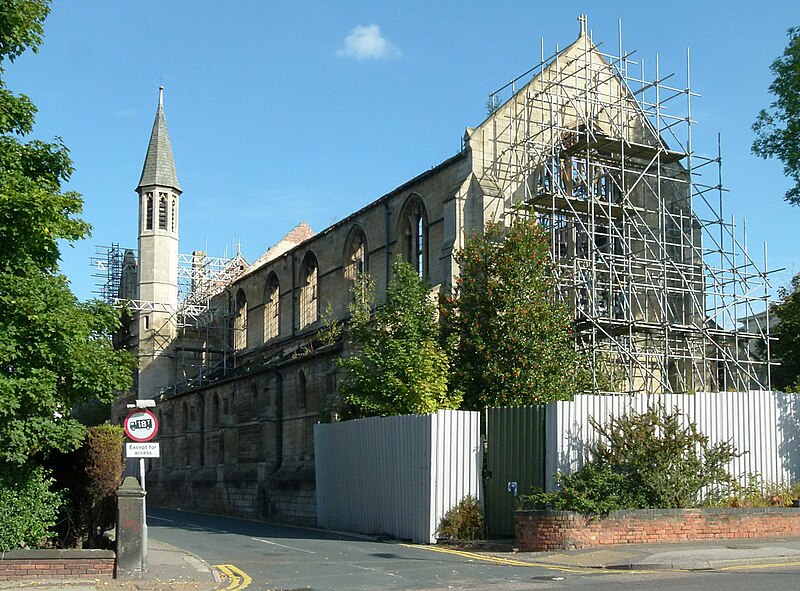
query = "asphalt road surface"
xmin=148 ymin=507 xmax=800 ymax=591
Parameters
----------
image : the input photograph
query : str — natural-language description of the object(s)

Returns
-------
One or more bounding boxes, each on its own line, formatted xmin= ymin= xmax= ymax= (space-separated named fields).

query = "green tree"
xmin=444 ymin=217 xmax=587 ymax=409
xmin=752 ymin=26 xmax=800 ymax=205
xmin=0 ymin=0 xmax=134 ymax=466
xmin=335 ymin=261 xmax=459 ymax=418
xmin=772 ymin=273 xmax=800 ymax=392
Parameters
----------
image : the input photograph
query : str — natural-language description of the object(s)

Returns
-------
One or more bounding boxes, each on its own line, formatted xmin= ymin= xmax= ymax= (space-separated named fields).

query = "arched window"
xmin=264 ymin=273 xmax=280 ymax=341
xmin=212 ymin=393 xmax=220 ymax=426
xmin=249 ymin=383 xmax=258 ymax=411
xmin=145 ymin=193 xmax=154 ymax=230
xmin=171 ymin=197 xmax=177 ymax=232
xmin=344 ymin=227 xmax=368 ymax=288
xmin=158 ymin=193 xmax=168 ymax=229
xmin=298 ymin=370 xmax=307 ymax=410
xmin=233 ymin=288 xmax=248 ymax=351
xmin=182 ymin=401 xmax=189 ymax=431
xmin=401 ymin=197 xmax=428 ymax=277
xmin=299 ymin=253 xmax=318 ymax=328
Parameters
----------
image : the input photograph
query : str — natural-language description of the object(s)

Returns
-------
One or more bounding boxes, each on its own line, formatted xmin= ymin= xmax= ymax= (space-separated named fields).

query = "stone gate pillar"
xmin=115 ymin=476 xmax=146 ymax=577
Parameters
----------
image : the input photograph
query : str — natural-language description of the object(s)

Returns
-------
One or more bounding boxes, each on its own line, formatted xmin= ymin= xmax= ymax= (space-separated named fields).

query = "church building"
xmin=113 ymin=18 xmax=772 ymax=525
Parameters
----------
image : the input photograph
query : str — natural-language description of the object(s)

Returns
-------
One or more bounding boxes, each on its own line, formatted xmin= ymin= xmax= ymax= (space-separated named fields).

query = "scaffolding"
xmin=91 ymin=243 xmax=124 ymax=301
xmin=176 ymin=251 xmax=248 ymax=320
xmin=93 ymin=246 xmax=248 ymax=388
xmin=478 ymin=17 xmax=775 ymax=393
xmin=171 ymin=251 xmax=249 ymax=388
xmin=95 ymin=18 xmax=776 ymax=396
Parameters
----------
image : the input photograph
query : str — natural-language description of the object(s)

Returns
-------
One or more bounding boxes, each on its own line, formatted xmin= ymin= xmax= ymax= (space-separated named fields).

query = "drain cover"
xmin=726 ymin=544 xmax=757 ymax=550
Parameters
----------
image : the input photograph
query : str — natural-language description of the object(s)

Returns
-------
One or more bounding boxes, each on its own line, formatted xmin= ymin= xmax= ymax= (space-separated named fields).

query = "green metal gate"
xmin=483 ymin=406 xmax=546 ymax=537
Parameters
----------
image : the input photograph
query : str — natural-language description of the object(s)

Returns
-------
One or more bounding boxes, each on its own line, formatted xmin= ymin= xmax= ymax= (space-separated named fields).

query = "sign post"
xmin=124 ymin=405 xmax=159 ymax=571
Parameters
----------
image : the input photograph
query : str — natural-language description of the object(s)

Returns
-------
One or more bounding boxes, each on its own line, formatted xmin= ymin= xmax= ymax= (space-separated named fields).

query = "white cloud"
xmin=337 ymin=24 xmax=400 ymax=61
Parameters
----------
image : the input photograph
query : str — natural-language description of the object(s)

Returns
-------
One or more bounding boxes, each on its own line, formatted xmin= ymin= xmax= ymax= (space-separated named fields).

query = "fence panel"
xmin=484 ymin=406 xmax=546 ymax=537
xmin=545 ymin=391 xmax=800 ymax=491
xmin=315 ymin=410 xmax=481 ymax=543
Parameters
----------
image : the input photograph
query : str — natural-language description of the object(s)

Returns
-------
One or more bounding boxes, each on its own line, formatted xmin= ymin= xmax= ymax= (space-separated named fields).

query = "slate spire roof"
xmin=137 ymin=86 xmax=182 ymax=193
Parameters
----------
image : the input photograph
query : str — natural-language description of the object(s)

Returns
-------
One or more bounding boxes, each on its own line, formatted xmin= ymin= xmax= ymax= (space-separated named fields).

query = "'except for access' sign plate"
xmin=124 ymin=409 xmax=159 ymax=442
xmin=126 ymin=442 xmax=161 ymax=458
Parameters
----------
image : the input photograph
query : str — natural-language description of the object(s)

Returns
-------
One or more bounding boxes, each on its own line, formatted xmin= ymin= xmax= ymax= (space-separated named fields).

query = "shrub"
xmin=527 ymin=462 xmax=643 ymax=515
xmin=436 ymin=496 xmax=484 ymax=540
xmin=84 ymin=424 xmax=124 ymax=546
xmin=712 ymin=475 xmax=800 ymax=508
xmin=0 ymin=462 xmax=63 ymax=551
xmin=523 ymin=404 xmax=739 ymax=514
xmin=48 ymin=423 xmax=124 ymax=548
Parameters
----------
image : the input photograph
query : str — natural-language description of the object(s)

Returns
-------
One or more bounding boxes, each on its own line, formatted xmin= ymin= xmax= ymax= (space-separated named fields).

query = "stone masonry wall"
xmin=0 ymin=550 xmax=115 ymax=580
xmin=516 ymin=508 xmax=800 ymax=551
xmin=144 ymin=345 xmax=330 ymax=527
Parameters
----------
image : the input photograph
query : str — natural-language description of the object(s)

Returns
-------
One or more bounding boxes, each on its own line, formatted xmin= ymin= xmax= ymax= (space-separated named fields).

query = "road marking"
xmin=214 ymin=564 xmax=252 ymax=591
xmin=251 ymin=536 xmax=316 ymax=554
xmin=400 ymin=544 xmax=620 ymax=574
xmin=715 ymin=560 xmax=800 ymax=572
xmin=147 ymin=515 xmax=174 ymax=523
xmin=402 ymin=545 xmax=800 ymax=575
xmin=187 ymin=522 xmax=226 ymax=533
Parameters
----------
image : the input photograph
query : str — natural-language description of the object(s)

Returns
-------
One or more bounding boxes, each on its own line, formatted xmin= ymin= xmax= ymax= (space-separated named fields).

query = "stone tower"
xmin=136 ymin=87 xmax=181 ymax=398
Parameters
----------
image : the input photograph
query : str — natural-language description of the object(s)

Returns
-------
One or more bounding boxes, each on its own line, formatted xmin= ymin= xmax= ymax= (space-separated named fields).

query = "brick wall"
xmin=516 ymin=508 xmax=800 ymax=551
xmin=0 ymin=550 xmax=115 ymax=580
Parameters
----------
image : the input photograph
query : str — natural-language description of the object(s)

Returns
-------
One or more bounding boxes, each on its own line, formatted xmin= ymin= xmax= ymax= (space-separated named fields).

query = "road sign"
xmin=124 ymin=409 xmax=159 ymax=442
xmin=126 ymin=442 xmax=161 ymax=458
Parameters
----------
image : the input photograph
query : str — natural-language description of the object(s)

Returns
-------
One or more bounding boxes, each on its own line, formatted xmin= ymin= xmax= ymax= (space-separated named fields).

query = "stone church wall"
xmin=144 ymin=154 xmax=472 ymax=525
xmin=146 ymin=350 xmax=334 ymax=525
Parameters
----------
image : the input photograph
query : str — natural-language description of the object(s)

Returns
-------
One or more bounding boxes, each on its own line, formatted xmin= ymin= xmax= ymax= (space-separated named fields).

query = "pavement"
xmin=0 ymin=540 xmax=220 ymax=591
xmin=481 ymin=537 xmax=800 ymax=571
xmin=4 ymin=535 xmax=800 ymax=590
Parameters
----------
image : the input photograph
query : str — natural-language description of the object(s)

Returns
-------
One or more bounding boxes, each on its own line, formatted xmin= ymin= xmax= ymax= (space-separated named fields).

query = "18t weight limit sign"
xmin=124 ymin=409 xmax=159 ymax=442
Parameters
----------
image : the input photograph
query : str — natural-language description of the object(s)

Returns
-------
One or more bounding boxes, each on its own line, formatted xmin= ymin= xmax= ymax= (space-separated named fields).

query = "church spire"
xmin=137 ymin=86 xmax=181 ymax=193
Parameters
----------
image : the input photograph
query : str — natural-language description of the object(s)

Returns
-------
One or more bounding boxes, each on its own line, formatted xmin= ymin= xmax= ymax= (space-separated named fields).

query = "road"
xmin=148 ymin=507 xmax=800 ymax=591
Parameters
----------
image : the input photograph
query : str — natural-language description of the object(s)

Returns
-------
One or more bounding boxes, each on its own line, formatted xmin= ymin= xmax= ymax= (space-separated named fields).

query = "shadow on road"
xmin=149 ymin=505 xmax=393 ymax=545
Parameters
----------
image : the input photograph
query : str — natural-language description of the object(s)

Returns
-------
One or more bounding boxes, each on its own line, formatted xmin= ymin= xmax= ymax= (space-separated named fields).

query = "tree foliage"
xmin=0 ymin=0 xmax=134 ymax=466
xmin=524 ymin=404 xmax=739 ymax=514
xmin=335 ymin=261 xmax=459 ymax=418
xmin=752 ymin=26 xmax=800 ymax=205
xmin=0 ymin=462 xmax=62 ymax=550
xmin=0 ymin=276 xmax=133 ymax=463
xmin=444 ymin=217 xmax=587 ymax=409
xmin=772 ymin=273 xmax=800 ymax=392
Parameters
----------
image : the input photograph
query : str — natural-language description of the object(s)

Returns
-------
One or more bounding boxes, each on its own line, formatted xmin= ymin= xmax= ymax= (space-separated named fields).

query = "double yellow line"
xmin=401 ymin=544 xmax=594 ymax=573
xmin=717 ymin=560 xmax=800 ymax=572
xmin=405 ymin=544 xmax=800 ymax=574
xmin=214 ymin=564 xmax=252 ymax=591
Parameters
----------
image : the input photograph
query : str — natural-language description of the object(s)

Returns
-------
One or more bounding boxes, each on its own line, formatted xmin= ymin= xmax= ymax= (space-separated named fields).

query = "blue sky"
xmin=6 ymin=1 xmax=800 ymax=302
